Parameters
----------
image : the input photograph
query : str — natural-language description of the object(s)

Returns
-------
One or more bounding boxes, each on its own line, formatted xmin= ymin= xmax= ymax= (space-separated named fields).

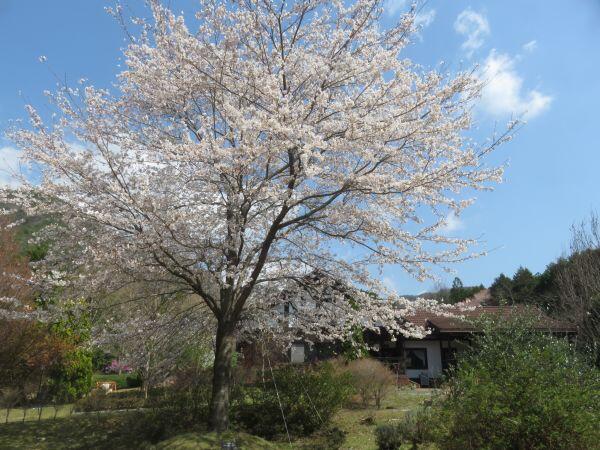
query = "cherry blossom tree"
xmin=5 ymin=0 xmax=514 ymax=430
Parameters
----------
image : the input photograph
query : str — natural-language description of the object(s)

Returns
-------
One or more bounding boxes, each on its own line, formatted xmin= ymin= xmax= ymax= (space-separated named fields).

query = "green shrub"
xmin=429 ymin=316 xmax=600 ymax=450
xmin=139 ymin=366 xmax=213 ymax=436
xmin=234 ymin=362 xmax=353 ymax=438
xmin=48 ymin=348 xmax=93 ymax=402
xmin=126 ymin=373 xmax=143 ymax=388
xmin=395 ymin=409 xmax=434 ymax=450
xmin=91 ymin=348 xmax=113 ymax=372
xmin=375 ymin=423 xmax=402 ymax=450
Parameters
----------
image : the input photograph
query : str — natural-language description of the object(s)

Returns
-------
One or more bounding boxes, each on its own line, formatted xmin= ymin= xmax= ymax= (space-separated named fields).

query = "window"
xmin=441 ymin=348 xmax=457 ymax=371
xmin=405 ymin=348 xmax=428 ymax=370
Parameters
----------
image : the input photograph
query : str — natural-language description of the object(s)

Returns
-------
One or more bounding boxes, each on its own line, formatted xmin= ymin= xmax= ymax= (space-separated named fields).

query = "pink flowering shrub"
xmin=103 ymin=359 xmax=133 ymax=374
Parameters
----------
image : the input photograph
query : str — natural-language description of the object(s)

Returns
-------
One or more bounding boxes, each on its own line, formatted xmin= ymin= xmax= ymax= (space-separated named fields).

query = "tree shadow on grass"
xmin=0 ymin=411 xmax=152 ymax=450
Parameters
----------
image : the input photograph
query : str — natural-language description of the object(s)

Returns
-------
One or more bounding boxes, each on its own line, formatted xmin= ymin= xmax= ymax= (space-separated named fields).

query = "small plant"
xmin=347 ymin=358 xmax=396 ymax=408
xmin=375 ymin=423 xmax=402 ymax=450
xmin=74 ymin=389 xmax=107 ymax=412
xmin=396 ymin=409 xmax=433 ymax=450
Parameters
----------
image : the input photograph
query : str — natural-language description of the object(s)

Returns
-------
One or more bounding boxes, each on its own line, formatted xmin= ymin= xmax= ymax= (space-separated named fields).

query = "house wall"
xmin=404 ymin=339 xmax=442 ymax=379
xmin=289 ymin=342 xmax=306 ymax=363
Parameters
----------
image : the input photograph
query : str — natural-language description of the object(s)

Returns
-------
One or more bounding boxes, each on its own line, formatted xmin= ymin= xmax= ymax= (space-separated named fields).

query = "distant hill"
xmin=1 ymin=202 xmax=52 ymax=261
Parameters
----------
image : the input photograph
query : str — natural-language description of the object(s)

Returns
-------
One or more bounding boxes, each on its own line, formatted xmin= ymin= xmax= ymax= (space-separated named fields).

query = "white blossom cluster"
xmin=4 ymin=0 xmax=514 ymax=345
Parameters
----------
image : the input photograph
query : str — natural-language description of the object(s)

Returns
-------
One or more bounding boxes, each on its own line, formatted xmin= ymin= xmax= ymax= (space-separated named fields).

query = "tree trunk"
xmin=209 ymin=320 xmax=236 ymax=432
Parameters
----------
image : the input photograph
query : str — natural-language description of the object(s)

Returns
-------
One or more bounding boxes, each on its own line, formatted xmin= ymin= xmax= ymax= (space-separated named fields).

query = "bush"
xmin=103 ymin=359 xmax=133 ymax=374
xmin=375 ymin=423 xmax=402 ymax=450
xmin=139 ymin=366 xmax=213 ymax=435
xmin=47 ymin=348 xmax=93 ymax=402
xmin=127 ymin=369 xmax=214 ymax=444
xmin=346 ymin=358 xmax=396 ymax=408
xmin=126 ymin=373 xmax=143 ymax=388
xmin=428 ymin=316 xmax=600 ymax=450
xmin=74 ymin=389 xmax=145 ymax=412
xmin=375 ymin=409 xmax=433 ymax=450
xmin=395 ymin=409 xmax=434 ymax=450
xmin=91 ymin=348 xmax=113 ymax=372
xmin=234 ymin=361 xmax=353 ymax=438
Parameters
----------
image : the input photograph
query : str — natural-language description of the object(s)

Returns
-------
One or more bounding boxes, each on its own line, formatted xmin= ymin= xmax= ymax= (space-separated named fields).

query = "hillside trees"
xmin=6 ymin=0 xmax=514 ymax=430
xmin=554 ymin=213 xmax=600 ymax=364
xmin=0 ymin=219 xmax=74 ymax=404
xmin=488 ymin=213 xmax=600 ymax=364
xmin=447 ymin=277 xmax=484 ymax=304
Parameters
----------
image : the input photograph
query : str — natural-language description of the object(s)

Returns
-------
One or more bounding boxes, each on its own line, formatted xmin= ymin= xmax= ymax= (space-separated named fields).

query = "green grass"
xmin=292 ymin=388 xmax=435 ymax=450
xmin=0 ymin=388 xmax=436 ymax=449
xmin=0 ymin=404 xmax=74 ymax=424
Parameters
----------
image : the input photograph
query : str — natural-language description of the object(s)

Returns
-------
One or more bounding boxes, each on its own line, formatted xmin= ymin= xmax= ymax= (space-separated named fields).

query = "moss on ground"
xmin=154 ymin=432 xmax=280 ymax=449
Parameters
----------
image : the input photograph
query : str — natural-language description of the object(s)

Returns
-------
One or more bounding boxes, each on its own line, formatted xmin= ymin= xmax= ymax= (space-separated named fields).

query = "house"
xmin=241 ymin=279 xmax=577 ymax=382
xmin=364 ymin=289 xmax=577 ymax=383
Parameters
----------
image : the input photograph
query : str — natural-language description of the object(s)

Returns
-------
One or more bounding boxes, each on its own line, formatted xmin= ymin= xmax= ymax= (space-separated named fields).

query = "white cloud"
xmin=440 ymin=212 xmax=463 ymax=235
xmin=0 ymin=146 xmax=25 ymax=188
xmin=454 ymin=9 xmax=490 ymax=57
xmin=382 ymin=276 xmax=399 ymax=293
xmin=522 ymin=40 xmax=537 ymax=53
xmin=385 ymin=0 xmax=408 ymax=17
xmin=479 ymin=50 xmax=552 ymax=120
xmin=415 ymin=9 xmax=436 ymax=29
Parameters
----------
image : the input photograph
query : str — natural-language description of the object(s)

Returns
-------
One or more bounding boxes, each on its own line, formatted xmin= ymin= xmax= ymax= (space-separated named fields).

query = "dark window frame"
xmin=404 ymin=347 xmax=428 ymax=370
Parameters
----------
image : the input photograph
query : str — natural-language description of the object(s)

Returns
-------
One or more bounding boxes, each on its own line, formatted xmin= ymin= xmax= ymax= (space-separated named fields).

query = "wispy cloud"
xmin=454 ymin=9 xmax=490 ymax=57
xmin=440 ymin=212 xmax=463 ymax=235
xmin=415 ymin=8 xmax=436 ymax=29
xmin=385 ymin=0 xmax=408 ymax=17
xmin=382 ymin=276 xmax=399 ymax=293
xmin=478 ymin=50 xmax=552 ymax=120
xmin=522 ymin=40 xmax=538 ymax=53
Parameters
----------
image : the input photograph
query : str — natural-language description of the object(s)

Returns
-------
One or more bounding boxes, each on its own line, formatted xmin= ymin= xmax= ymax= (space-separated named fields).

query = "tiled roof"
xmin=404 ymin=290 xmax=577 ymax=334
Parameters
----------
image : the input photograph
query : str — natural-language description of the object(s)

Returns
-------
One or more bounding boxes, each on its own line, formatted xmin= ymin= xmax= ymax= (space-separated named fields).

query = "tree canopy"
xmin=4 ymin=0 xmax=512 ymax=430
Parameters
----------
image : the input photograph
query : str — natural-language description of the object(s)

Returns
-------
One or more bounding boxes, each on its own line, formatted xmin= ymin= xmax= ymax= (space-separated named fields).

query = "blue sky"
xmin=1 ymin=1 xmax=599 ymax=294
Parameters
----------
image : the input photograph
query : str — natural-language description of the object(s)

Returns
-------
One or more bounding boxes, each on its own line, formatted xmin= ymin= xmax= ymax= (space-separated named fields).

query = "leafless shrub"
xmin=556 ymin=211 xmax=600 ymax=364
xmin=347 ymin=358 xmax=396 ymax=409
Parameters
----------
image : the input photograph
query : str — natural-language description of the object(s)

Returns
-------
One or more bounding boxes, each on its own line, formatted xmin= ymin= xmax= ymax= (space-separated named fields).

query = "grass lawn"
xmin=0 ymin=404 xmax=74 ymax=424
xmin=292 ymin=388 xmax=436 ymax=450
xmin=0 ymin=388 xmax=436 ymax=449
xmin=334 ymin=389 xmax=434 ymax=450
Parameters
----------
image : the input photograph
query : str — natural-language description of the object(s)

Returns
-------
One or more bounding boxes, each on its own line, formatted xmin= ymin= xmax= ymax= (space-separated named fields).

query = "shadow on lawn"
xmin=0 ymin=411 xmax=152 ymax=450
